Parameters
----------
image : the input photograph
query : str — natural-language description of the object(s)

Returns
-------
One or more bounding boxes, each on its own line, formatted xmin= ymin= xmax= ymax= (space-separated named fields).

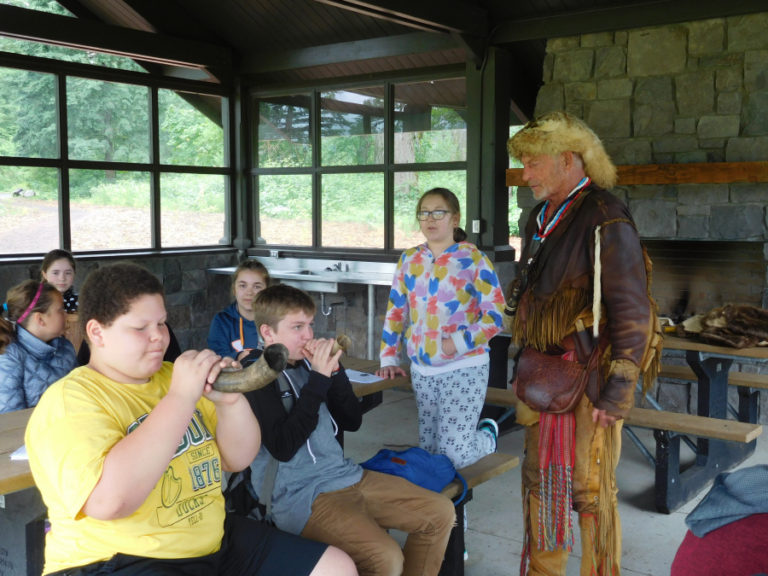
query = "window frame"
xmin=248 ymin=68 xmax=467 ymax=256
xmin=0 ymin=50 xmax=234 ymax=257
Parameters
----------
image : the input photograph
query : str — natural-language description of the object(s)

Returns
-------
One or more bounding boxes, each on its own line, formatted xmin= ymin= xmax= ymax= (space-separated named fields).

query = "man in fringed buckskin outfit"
xmin=506 ymin=112 xmax=660 ymax=576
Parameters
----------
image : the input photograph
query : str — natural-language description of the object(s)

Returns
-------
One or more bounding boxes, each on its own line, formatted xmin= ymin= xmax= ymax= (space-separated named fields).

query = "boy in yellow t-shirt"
xmin=25 ymin=262 xmax=355 ymax=576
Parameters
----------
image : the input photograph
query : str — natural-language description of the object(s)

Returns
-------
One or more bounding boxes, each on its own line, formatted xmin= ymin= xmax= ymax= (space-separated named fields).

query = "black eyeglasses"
xmin=416 ymin=210 xmax=451 ymax=221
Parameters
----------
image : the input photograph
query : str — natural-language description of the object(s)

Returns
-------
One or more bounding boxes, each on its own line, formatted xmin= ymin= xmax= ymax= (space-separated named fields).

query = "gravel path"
xmin=0 ymin=196 xmax=521 ymax=254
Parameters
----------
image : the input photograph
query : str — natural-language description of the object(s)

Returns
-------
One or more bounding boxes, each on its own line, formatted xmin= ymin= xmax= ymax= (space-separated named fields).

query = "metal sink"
xmin=208 ymin=258 xmax=398 ymax=358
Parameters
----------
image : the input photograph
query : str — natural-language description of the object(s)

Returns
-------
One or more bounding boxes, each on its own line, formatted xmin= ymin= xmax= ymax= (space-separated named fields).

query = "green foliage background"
xmin=1 ymin=6 xmax=521 ymax=242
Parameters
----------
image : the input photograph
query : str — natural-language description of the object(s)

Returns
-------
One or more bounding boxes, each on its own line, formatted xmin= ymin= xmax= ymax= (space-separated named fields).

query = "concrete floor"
xmin=343 ymin=389 xmax=768 ymax=576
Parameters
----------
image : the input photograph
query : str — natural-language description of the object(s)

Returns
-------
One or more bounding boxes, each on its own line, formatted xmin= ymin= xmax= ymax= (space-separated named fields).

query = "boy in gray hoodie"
xmin=241 ymin=284 xmax=455 ymax=576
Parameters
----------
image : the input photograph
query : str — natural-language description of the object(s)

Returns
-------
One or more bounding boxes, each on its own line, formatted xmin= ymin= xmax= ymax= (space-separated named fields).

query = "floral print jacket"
xmin=380 ymin=241 xmax=505 ymax=369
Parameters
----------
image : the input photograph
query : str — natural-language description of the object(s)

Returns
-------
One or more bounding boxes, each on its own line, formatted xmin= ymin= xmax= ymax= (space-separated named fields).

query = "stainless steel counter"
xmin=209 ymin=257 xmax=394 ymax=290
xmin=208 ymin=257 xmax=396 ymax=359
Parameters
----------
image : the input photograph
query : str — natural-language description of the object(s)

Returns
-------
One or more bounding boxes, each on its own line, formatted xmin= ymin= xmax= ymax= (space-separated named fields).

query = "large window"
xmin=0 ymin=59 xmax=229 ymax=256
xmin=508 ymin=125 xmax=524 ymax=255
xmin=394 ymin=78 xmax=466 ymax=164
xmin=253 ymin=77 xmax=467 ymax=251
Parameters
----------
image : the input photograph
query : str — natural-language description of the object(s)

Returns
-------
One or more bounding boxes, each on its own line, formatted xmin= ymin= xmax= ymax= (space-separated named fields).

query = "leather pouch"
xmin=513 ymin=342 xmax=599 ymax=414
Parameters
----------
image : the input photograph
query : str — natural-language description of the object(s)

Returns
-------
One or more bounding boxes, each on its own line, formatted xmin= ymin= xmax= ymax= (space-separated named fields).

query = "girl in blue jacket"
xmin=0 ymin=280 xmax=77 ymax=413
xmin=207 ymin=260 xmax=270 ymax=360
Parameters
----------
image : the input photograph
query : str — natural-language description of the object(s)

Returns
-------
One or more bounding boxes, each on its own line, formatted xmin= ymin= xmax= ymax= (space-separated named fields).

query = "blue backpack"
xmin=361 ymin=446 xmax=468 ymax=505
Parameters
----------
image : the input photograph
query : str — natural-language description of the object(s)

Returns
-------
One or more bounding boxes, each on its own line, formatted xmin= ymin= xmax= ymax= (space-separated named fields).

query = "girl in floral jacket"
xmin=377 ymin=188 xmax=506 ymax=468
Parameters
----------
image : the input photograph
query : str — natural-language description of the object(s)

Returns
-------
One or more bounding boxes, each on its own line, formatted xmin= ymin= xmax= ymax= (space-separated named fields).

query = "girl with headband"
xmin=0 ymin=280 xmax=77 ymax=413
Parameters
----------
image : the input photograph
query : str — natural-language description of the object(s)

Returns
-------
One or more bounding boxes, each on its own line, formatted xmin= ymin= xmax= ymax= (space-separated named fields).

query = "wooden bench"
xmin=483 ymin=384 xmax=766 ymax=516
xmin=623 ymin=406 xmax=763 ymax=513
xmin=660 ymin=363 xmax=768 ymax=389
xmin=0 ymin=408 xmax=45 ymax=576
xmin=624 ymin=406 xmax=762 ymax=443
xmin=442 ymin=452 xmax=519 ymax=500
xmin=484 ymin=384 xmax=764 ymax=444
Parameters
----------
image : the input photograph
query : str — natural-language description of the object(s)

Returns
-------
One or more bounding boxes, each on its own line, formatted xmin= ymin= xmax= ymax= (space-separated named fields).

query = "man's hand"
xmin=592 ymin=407 xmax=617 ymax=428
xmin=376 ymin=365 xmax=407 ymax=379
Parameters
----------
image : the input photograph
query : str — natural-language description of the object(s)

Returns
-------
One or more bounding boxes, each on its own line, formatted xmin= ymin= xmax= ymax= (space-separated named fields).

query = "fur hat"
xmin=507 ymin=111 xmax=617 ymax=189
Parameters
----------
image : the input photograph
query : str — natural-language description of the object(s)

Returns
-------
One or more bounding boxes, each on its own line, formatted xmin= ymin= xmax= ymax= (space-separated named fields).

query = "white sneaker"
xmin=478 ymin=417 xmax=499 ymax=452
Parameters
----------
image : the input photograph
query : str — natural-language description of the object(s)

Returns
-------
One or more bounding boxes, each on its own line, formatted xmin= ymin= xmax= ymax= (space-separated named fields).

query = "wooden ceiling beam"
xmin=240 ymin=31 xmax=461 ymax=74
xmin=313 ymin=0 xmax=488 ymax=36
xmin=492 ymin=0 xmax=768 ymax=43
xmin=0 ymin=4 xmax=231 ymax=72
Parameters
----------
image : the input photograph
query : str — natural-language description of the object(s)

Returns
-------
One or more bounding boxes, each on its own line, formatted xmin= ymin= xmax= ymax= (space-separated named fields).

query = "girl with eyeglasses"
xmin=377 ymin=187 xmax=506 ymax=469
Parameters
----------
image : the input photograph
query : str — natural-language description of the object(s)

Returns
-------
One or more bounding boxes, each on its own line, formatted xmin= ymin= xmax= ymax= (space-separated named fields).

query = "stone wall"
xmin=519 ymin=12 xmax=768 ymax=311
xmin=0 ymin=251 xmax=238 ymax=352
xmin=523 ymin=13 xmax=768 ymax=420
xmin=0 ymin=252 xmax=392 ymax=361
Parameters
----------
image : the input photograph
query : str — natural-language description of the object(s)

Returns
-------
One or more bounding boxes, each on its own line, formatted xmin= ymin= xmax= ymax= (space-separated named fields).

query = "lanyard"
xmin=533 ymin=177 xmax=590 ymax=243
xmin=506 ymin=178 xmax=590 ymax=318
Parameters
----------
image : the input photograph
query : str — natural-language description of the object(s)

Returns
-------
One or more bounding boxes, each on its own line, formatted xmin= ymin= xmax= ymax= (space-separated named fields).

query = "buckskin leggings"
xmin=521 ymin=395 xmax=623 ymax=576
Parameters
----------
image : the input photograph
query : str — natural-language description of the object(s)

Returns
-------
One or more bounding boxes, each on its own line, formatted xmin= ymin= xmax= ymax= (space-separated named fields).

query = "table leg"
xmin=736 ymin=385 xmax=760 ymax=423
xmin=438 ymin=490 xmax=473 ymax=576
xmin=689 ymin=353 xmax=756 ymax=466
xmin=0 ymin=487 xmax=46 ymax=576
xmin=652 ymin=352 xmax=757 ymax=513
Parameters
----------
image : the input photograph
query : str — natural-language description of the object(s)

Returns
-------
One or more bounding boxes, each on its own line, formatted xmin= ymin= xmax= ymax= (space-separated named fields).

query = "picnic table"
xmin=635 ymin=335 xmax=767 ymax=512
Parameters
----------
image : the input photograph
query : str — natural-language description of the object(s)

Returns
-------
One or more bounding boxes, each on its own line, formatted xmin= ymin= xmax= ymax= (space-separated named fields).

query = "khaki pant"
xmin=521 ymin=395 xmax=623 ymax=576
xmin=301 ymin=470 xmax=455 ymax=576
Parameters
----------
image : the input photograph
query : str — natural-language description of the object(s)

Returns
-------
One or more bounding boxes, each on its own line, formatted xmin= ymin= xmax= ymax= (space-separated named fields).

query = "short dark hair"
xmin=79 ymin=262 xmax=164 ymax=332
xmin=253 ymin=284 xmax=315 ymax=332
xmin=41 ymin=249 xmax=76 ymax=276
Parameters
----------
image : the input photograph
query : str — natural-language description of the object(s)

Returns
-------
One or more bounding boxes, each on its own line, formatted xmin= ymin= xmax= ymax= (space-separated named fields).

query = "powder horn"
xmin=331 ymin=333 xmax=352 ymax=355
xmin=211 ymin=343 xmax=289 ymax=393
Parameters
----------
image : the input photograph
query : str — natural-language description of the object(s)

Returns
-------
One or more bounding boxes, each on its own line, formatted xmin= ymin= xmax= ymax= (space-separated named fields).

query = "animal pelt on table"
xmin=690 ymin=304 xmax=768 ymax=348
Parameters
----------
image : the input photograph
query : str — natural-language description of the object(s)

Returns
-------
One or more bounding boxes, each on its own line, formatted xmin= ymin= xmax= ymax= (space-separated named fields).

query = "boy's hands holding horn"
xmin=170 ymin=349 xmax=242 ymax=406
xmin=303 ymin=338 xmax=343 ymax=377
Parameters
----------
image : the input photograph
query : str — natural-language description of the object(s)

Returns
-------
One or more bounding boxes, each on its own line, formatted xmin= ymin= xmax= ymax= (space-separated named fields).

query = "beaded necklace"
xmin=505 ymin=178 xmax=592 ymax=317
xmin=533 ymin=177 xmax=591 ymax=242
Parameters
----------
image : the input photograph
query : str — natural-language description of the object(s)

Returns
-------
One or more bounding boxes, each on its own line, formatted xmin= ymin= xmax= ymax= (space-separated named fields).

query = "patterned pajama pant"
xmin=410 ymin=363 xmax=494 ymax=469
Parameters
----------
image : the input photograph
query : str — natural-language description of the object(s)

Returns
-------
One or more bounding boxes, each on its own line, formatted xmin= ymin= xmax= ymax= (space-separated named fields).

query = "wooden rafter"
xmin=313 ymin=0 xmax=488 ymax=36
xmin=240 ymin=32 xmax=460 ymax=75
xmin=0 ymin=4 xmax=231 ymax=73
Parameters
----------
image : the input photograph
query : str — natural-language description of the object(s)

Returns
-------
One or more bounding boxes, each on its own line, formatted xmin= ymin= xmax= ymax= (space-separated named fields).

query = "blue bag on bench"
xmin=361 ymin=447 xmax=468 ymax=505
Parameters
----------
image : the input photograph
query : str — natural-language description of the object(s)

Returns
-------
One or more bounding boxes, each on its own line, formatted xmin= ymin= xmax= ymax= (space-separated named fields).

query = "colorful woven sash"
xmin=536 ymin=350 xmax=578 ymax=551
